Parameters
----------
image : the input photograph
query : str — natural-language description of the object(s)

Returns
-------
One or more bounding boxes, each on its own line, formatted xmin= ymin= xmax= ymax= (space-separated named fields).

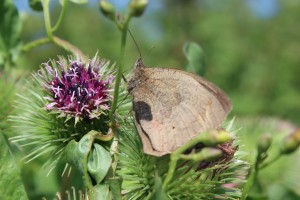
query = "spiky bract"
xmin=0 ymin=69 xmax=20 ymax=133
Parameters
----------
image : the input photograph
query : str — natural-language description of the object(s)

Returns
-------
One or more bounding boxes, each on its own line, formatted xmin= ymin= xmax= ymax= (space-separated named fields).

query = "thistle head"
xmin=9 ymin=54 xmax=115 ymax=173
xmin=39 ymin=55 xmax=114 ymax=124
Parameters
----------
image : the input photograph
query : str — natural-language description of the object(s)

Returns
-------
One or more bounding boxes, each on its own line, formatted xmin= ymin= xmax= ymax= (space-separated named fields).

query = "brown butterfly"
xmin=128 ymin=59 xmax=232 ymax=156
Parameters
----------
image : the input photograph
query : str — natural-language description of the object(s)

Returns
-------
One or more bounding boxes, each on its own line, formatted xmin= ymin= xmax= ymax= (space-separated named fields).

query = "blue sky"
xmin=246 ymin=0 xmax=279 ymax=18
xmin=13 ymin=0 xmax=163 ymax=13
xmin=14 ymin=0 xmax=280 ymax=19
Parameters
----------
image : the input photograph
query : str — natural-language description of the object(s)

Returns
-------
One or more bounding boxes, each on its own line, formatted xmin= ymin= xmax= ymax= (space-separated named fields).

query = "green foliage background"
xmin=16 ymin=0 xmax=300 ymax=124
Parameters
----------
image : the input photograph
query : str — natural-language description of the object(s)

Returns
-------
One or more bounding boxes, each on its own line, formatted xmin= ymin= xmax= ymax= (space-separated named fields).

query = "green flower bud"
xmin=257 ymin=133 xmax=272 ymax=154
xmin=280 ymin=129 xmax=300 ymax=154
xmin=200 ymin=147 xmax=223 ymax=161
xmin=129 ymin=0 xmax=148 ymax=17
xmin=180 ymin=147 xmax=222 ymax=162
xmin=202 ymin=129 xmax=232 ymax=145
xmin=99 ymin=0 xmax=115 ymax=20
xmin=29 ymin=0 xmax=43 ymax=11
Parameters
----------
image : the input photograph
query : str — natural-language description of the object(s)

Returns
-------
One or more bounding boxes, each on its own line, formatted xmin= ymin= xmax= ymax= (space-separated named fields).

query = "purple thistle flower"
xmin=39 ymin=55 xmax=114 ymax=120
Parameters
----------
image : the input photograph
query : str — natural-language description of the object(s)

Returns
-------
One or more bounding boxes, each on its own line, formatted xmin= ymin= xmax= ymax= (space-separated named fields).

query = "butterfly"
xmin=128 ymin=58 xmax=231 ymax=156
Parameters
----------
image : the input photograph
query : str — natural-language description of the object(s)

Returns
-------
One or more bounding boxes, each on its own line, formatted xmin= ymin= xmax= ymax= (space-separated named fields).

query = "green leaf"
xmin=108 ymin=177 xmax=122 ymax=200
xmin=87 ymin=143 xmax=112 ymax=184
xmin=64 ymin=133 xmax=95 ymax=172
xmin=0 ymin=0 xmax=22 ymax=68
xmin=149 ymin=174 xmax=170 ymax=200
xmin=89 ymin=184 xmax=111 ymax=200
xmin=65 ymin=140 xmax=84 ymax=171
xmin=183 ymin=42 xmax=206 ymax=76
xmin=0 ymin=133 xmax=28 ymax=200
xmin=28 ymin=0 xmax=43 ymax=11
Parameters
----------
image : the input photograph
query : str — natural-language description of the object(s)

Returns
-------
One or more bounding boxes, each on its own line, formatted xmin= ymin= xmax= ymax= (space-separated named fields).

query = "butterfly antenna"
xmin=128 ymin=27 xmax=142 ymax=58
xmin=122 ymin=74 xmax=127 ymax=83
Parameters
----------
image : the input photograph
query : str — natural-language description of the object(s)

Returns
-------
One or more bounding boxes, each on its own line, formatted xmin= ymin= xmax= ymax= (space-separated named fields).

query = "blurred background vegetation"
xmin=14 ymin=0 xmax=300 ymax=125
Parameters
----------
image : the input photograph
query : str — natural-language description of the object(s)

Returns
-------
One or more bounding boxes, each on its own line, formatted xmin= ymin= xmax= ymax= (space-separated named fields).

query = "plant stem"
xmin=109 ymin=16 xmax=132 ymax=130
xmin=259 ymin=153 xmax=281 ymax=170
xmin=241 ymin=151 xmax=282 ymax=199
xmin=53 ymin=37 xmax=88 ymax=61
xmin=52 ymin=0 xmax=68 ymax=32
xmin=163 ymin=153 xmax=179 ymax=190
xmin=21 ymin=36 xmax=87 ymax=61
xmin=241 ymin=150 xmax=261 ymax=200
xmin=21 ymin=38 xmax=50 ymax=53
xmin=29 ymin=0 xmax=87 ymax=60
xmin=42 ymin=0 xmax=54 ymax=41
xmin=241 ymin=166 xmax=255 ymax=200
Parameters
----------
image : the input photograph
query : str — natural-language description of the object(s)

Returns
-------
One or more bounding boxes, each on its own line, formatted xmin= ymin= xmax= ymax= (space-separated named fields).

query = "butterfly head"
xmin=134 ymin=58 xmax=145 ymax=69
xmin=127 ymin=58 xmax=146 ymax=92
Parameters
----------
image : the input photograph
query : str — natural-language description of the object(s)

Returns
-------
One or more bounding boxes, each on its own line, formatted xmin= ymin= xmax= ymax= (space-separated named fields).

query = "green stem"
xmin=163 ymin=153 xmax=179 ymax=190
xmin=31 ymin=0 xmax=87 ymax=60
xmin=21 ymin=38 xmax=50 ymax=53
xmin=21 ymin=36 xmax=87 ymax=61
xmin=241 ymin=166 xmax=255 ymax=200
xmin=53 ymin=36 xmax=88 ymax=61
xmin=42 ymin=0 xmax=54 ymax=41
xmin=241 ymin=151 xmax=281 ymax=199
xmin=109 ymin=16 xmax=132 ymax=129
xmin=241 ymin=150 xmax=262 ymax=200
xmin=259 ymin=153 xmax=281 ymax=170
xmin=52 ymin=0 xmax=68 ymax=32
xmin=162 ymin=140 xmax=199 ymax=190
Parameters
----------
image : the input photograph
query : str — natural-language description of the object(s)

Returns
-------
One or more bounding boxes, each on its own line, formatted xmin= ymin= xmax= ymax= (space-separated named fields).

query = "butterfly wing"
xmin=132 ymin=68 xmax=231 ymax=156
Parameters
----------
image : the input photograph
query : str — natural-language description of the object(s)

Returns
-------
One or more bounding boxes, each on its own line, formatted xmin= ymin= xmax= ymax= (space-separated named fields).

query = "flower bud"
xmin=214 ymin=130 xmax=233 ymax=143
xmin=99 ymin=0 xmax=115 ymax=20
xmin=129 ymin=0 xmax=148 ymax=17
xmin=257 ymin=133 xmax=272 ymax=154
xmin=280 ymin=129 xmax=300 ymax=154
xmin=29 ymin=0 xmax=43 ymax=11
xmin=180 ymin=147 xmax=222 ymax=162
xmin=200 ymin=147 xmax=223 ymax=161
